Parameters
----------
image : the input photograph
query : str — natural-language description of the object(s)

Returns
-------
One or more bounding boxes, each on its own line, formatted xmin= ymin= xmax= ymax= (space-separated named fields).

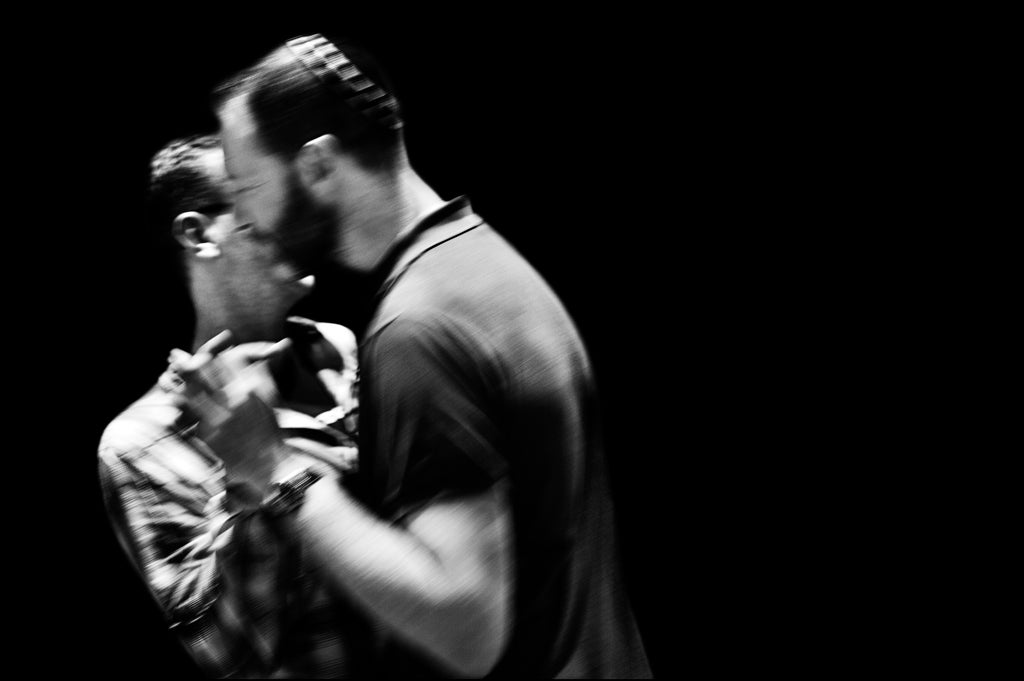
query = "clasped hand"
xmin=160 ymin=330 xmax=291 ymax=492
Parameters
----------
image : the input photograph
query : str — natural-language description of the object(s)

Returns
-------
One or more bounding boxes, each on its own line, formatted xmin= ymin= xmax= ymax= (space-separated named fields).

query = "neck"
xmin=188 ymin=278 xmax=290 ymax=351
xmin=396 ymin=167 xmax=449 ymax=240
xmin=331 ymin=160 xmax=445 ymax=273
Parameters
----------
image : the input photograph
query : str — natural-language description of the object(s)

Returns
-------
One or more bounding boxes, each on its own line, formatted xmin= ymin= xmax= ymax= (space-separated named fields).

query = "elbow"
xmin=441 ymin=592 xmax=511 ymax=677
xmin=447 ymin=635 xmax=505 ymax=678
xmin=452 ymin=657 xmax=497 ymax=679
xmin=457 ymin=631 xmax=505 ymax=678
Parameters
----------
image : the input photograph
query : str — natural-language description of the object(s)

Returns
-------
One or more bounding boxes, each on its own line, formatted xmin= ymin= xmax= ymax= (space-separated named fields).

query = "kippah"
xmin=286 ymin=34 xmax=403 ymax=131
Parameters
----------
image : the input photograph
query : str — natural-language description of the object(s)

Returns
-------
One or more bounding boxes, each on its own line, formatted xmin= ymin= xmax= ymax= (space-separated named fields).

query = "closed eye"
xmin=228 ymin=180 xmax=266 ymax=196
xmin=198 ymin=202 xmax=231 ymax=216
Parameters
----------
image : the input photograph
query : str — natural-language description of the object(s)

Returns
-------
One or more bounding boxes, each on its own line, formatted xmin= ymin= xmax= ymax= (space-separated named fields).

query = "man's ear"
xmin=172 ymin=211 xmax=221 ymax=259
xmin=295 ymin=134 xmax=342 ymax=196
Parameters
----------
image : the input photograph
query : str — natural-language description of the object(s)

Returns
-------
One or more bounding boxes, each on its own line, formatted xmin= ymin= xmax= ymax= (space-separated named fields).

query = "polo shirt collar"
xmin=374 ymin=195 xmax=484 ymax=300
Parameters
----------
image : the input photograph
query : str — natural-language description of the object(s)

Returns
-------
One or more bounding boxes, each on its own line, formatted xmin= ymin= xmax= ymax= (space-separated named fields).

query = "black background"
xmin=39 ymin=12 xmax=710 ymax=678
xmin=16 ymin=8 xmax=914 ymax=676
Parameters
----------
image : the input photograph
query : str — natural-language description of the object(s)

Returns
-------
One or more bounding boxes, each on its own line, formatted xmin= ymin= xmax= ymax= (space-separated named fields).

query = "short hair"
xmin=213 ymin=36 xmax=403 ymax=171
xmin=148 ymin=134 xmax=228 ymax=232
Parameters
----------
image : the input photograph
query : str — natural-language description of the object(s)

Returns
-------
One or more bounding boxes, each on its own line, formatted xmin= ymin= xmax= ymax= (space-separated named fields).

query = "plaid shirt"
xmin=99 ymin=381 xmax=372 ymax=678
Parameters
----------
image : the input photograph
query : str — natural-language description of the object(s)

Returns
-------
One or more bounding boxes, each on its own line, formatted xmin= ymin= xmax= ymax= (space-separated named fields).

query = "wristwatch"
xmin=260 ymin=468 xmax=323 ymax=518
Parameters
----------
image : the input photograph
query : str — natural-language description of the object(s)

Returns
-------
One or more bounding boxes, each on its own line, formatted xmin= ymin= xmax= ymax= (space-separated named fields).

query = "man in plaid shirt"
xmin=98 ymin=135 xmax=371 ymax=678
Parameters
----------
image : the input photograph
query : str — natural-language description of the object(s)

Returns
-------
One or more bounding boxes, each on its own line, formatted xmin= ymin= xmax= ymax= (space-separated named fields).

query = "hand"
xmin=166 ymin=331 xmax=292 ymax=492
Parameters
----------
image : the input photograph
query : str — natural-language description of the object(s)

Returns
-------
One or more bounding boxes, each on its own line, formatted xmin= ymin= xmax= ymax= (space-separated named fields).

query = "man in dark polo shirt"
xmin=181 ymin=34 xmax=651 ymax=678
xmin=358 ymin=195 xmax=651 ymax=678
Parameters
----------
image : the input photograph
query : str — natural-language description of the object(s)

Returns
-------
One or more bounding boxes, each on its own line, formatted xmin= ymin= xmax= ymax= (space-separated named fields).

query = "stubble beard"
xmin=275 ymin=172 xmax=339 ymax=276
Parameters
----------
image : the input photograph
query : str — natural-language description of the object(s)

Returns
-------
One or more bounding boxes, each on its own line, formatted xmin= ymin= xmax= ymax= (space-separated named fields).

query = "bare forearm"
xmin=288 ymin=478 xmax=510 ymax=676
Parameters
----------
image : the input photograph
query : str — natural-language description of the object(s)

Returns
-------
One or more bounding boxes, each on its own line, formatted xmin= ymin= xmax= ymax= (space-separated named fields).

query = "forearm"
xmin=286 ymin=477 xmax=511 ymax=677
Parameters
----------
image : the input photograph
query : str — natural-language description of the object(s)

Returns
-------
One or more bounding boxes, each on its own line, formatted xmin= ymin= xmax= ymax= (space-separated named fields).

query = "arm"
xmin=167 ymin=326 xmax=361 ymax=490
xmin=282 ymin=316 xmax=514 ymax=676
xmin=172 ymin=321 xmax=514 ymax=675
xmin=281 ymin=474 xmax=513 ymax=678
xmin=98 ymin=435 xmax=287 ymax=678
xmin=98 ymin=440 xmax=253 ymax=675
xmin=97 ymin=446 xmax=228 ymax=625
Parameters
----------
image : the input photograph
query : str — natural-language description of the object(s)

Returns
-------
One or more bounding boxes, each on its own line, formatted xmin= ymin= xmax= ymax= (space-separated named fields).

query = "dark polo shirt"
xmin=356 ymin=197 xmax=651 ymax=678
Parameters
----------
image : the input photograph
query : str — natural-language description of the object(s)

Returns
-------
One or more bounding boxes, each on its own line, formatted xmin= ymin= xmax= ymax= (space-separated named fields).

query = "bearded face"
xmin=272 ymin=169 xmax=339 ymax=276
xmin=219 ymin=94 xmax=340 ymax=277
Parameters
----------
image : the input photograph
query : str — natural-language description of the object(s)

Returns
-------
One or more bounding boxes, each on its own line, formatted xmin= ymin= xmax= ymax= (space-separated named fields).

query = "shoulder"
xmin=98 ymin=389 xmax=224 ymax=496
xmin=364 ymin=309 xmax=454 ymax=353
xmin=363 ymin=309 xmax=504 ymax=396
xmin=99 ymin=387 xmax=178 ymax=450
xmin=97 ymin=388 xmax=184 ymax=467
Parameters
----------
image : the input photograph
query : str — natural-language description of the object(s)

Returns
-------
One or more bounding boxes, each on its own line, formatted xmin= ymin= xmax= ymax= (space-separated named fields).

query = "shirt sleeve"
xmin=359 ymin=314 xmax=509 ymax=522
xmin=97 ymin=445 xmax=228 ymax=623
xmin=97 ymin=439 xmax=283 ymax=677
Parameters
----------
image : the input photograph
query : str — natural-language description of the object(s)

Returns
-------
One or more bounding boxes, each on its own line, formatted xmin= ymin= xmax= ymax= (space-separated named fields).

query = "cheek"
xmin=239 ymin=192 xmax=273 ymax=234
xmin=256 ymin=186 xmax=284 ymax=225
xmin=259 ymin=167 xmax=292 ymax=226
xmin=235 ymin=180 xmax=286 ymax=233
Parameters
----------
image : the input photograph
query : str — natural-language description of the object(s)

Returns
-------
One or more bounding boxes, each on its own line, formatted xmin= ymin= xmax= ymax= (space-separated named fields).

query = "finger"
xmin=190 ymin=361 xmax=228 ymax=398
xmin=172 ymin=357 xmax=228 ymax=402
xmin=197 ymin=329 xmax=235 ymax=356
xmin=224 ymin=339 xmax=294 ymax=399
xmin=167 ymin=348 xmax=193 ymax=376
xmin=253 ymin=337 xmax=293 ymax=362
xmin=178 ymin=330 xmax=235 ymax=376
xmin=158 ymin=370 xmax=186 ymax=394
xmin=227 ymin=358 xmax=281 ymax=407
xmin=168 ymin=348 xmax=191 ymax=364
